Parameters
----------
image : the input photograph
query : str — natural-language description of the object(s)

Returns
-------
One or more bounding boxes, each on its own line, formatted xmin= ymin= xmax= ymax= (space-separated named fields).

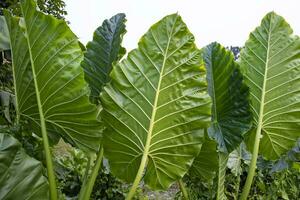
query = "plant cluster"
xmin=0 ymin=0 xmax=299 ymax=200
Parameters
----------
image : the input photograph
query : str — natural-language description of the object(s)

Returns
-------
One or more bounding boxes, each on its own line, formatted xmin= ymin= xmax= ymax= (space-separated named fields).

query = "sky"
xmin=64 ymin=0 xmax=300 ymax=51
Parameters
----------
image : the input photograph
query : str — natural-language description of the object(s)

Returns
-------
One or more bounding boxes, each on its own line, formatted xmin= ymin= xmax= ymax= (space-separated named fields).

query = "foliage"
xmin=55 ymin=148 xmax=88 ymax=198
xmin=189 ymin=135 xmax=218 ymax=180
xmin=188 ymin=42 xmax=251 ymax=199
xmin=180 ymin=163 xmax=300 ymax=200
xmin=0 ymin=0 xmax=300 ymax=199
xmin=0 ymin=0 xmax=67 ymax=19
xmin=240 ymin=12 xmax=300 ymax=198
xmin=100 ymin=13 xmax=211 ymax=194
xmin=3 ymin=0 xmax=102 ymax=199
xmin=54 ymin=147 xmax=140 ymax=200
xmin=203 ymin=42 xmax=251 ymax=153
xmin=0 ymin=133 xmax=49 ymax=199
xmin=4 ymin=0 xmax=102 ymax=152
xmin=82 ymin=13 xmax=126 ymax=104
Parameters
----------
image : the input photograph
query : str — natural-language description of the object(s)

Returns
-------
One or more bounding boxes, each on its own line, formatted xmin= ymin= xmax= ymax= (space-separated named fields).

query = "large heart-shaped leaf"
xmin=81 ymin=13 xmax=126 ymax=104
xmin=100 ymin=14 xmax=211 ymax=190
xmin=240 ymin=12 xmax=300 ymax=160
xmin=4 ymin=0 xmax=101 ymax=152
xmin=204 ymin=42 xmax=251 ymax=153
xmin=0 ymin=133 xmax=48 ymax=200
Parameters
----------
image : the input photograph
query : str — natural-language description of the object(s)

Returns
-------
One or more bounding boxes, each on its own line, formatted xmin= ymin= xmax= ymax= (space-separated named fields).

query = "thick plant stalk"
xmin=80 ymin=147 xmax=104 ymax=200
xmin=240 ymin=128 xmax=262 ymax=199
xmin=178 ymin=179 xmax=189 ymax=200
xmin=125 ymin=150 xmax=149 ymax=200
xmin=241 ymin=39 xmax=267 ymax=198
xmin=78 ymin=156 xmax=92 ymax=199
xmin=217 ymin=152 xmax=228 ymax=200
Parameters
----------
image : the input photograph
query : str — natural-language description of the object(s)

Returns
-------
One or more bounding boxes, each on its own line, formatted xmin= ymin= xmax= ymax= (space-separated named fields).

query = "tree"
xmin=0 ymin=0 xmax=67 ymax=19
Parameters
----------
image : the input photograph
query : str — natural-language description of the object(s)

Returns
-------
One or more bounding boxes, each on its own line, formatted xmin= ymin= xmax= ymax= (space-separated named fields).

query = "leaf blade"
xmin=4 ymin=0 xmax=102 ymax=152
xmin=0 ymin=133 xmax=49 ymax=200
xmin=101 ymin=14 xmax=211 ymax=190
xmin=81 ymin=13 xmax=126 ymax=104
xmin=204 ymin=42 xmax=251 ymax=153
xmin=240 ymin=12 xmax=300 ymax=160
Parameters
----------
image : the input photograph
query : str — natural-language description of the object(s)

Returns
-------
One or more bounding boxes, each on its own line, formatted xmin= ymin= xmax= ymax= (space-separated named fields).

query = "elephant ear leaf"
xmin=4 ymin=0 xmax=102 ymax=152
xmin=100 ymin=14 xmax=211 ymax=190
xmin=81 ymin=13 xmax=126 ymax=104
xmin=204 ymin=42 xmax=251 ymax=153
xmin=240 ymin=12 xmax=300 ymax=160
xmin=0 ymin=133 xmax=49 ymax=200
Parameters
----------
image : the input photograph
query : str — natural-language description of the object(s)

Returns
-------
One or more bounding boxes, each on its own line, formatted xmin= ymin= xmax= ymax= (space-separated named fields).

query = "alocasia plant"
xmin=240 ymin=12 xmax=300 ymax=199
xmin=79 ymin=13 xmax=127 ymax=200
xmin=3 ymin=0 xmax=102 ymax=198
xmin=189 ymin=42 xmax=251 ymax=200
xmin=100 ymin=13 xmax=211 ymax=199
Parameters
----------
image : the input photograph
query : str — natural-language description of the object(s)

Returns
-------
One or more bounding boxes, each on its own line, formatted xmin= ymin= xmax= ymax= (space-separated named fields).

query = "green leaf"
xmin=189 ymin=136 xmax=218 ymax=180
xmin=0 ymin=133 xmax=49 ymax=200
xmin=82 ymin=13 xmax=126 ymax=104
xmin=227 ymin=143 xmax=251 ymax=176
xmin=240 ymin=12 xmax=300 ymax=160
xmin=0 ymin=16 xmax=10 ymax=51
xmin=0 ymin=91 xmax=14 ymax=124
xmin=4 ymin=0 xmax=102 ymax=152
xmin=203 ymin=42 xmax=251 ymax=153
xmin=100 ymin=14 xmax=211 ymax=190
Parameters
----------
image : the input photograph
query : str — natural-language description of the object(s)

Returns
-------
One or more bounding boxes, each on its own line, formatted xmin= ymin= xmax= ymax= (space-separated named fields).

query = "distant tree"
xmin=0 ymin=0 xmax=67 ymax=20
xmin=227 ymin=46 xmax=241 ymax=60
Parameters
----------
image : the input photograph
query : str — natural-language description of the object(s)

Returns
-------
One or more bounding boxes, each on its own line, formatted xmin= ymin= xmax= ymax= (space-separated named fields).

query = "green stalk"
xmin=21 ymin=8 xmax=57 ymax=199
xmin=234 ymin=172 xmax=241 ymax=200
xmin=126 ymin=151 xmax=148 ymax=200
xmin=240 ymin=128 xmax=262 ymax=199
xmin=80 ymin=147 xmax=104 ymax=200
xmin=217 ymin=152 xmax=228 ymax=200
xmin=234 ymin=145 xmax=242 ymax=200
xmin=78 ymin=156 xmax=92 ymax=200
xmin=178 ymin=179 xmax=189 ymax=200
xmin=241 ymin=22 xmax=270 ymax=199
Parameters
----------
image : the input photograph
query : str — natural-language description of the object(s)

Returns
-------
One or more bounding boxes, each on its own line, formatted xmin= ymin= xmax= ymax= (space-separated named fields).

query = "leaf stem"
xmin=126 ymin=152 xmax=148 ymax=200
xmin=240 ymin=128 xmax=261 ymax=199
xmin=80 ymin=147 xmax=104 ymax=200
xmin=234 ymin=171 xmax=241 ymax=200
xmin=78 ymin=155 xmax=91 ymax=199
xmin=217 ymin=152 xmax=228 ymax=200
xmin=241 ymin=15 xmax=271 ymax=199
xmin=178 ymin=179 xmax=189 ymax=200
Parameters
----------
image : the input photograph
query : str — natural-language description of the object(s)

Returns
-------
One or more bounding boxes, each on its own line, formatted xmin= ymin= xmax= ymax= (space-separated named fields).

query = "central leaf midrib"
xmin=139 ymin=14 xmax=177 ymax=176
xmin=257 ymin=18 xmax=272 ymax=132
xmin=126 ymin=16 xmax=179 ymax=197
xmin=145 ymin=16 xmax=178 ymax=157
xmin=20 ymin=6 xmax=57 ymax=199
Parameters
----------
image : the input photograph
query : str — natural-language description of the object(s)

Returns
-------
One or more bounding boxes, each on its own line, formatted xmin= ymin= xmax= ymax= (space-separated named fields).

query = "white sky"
xmin=65 ymin=0 xmax=300 ymax=50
